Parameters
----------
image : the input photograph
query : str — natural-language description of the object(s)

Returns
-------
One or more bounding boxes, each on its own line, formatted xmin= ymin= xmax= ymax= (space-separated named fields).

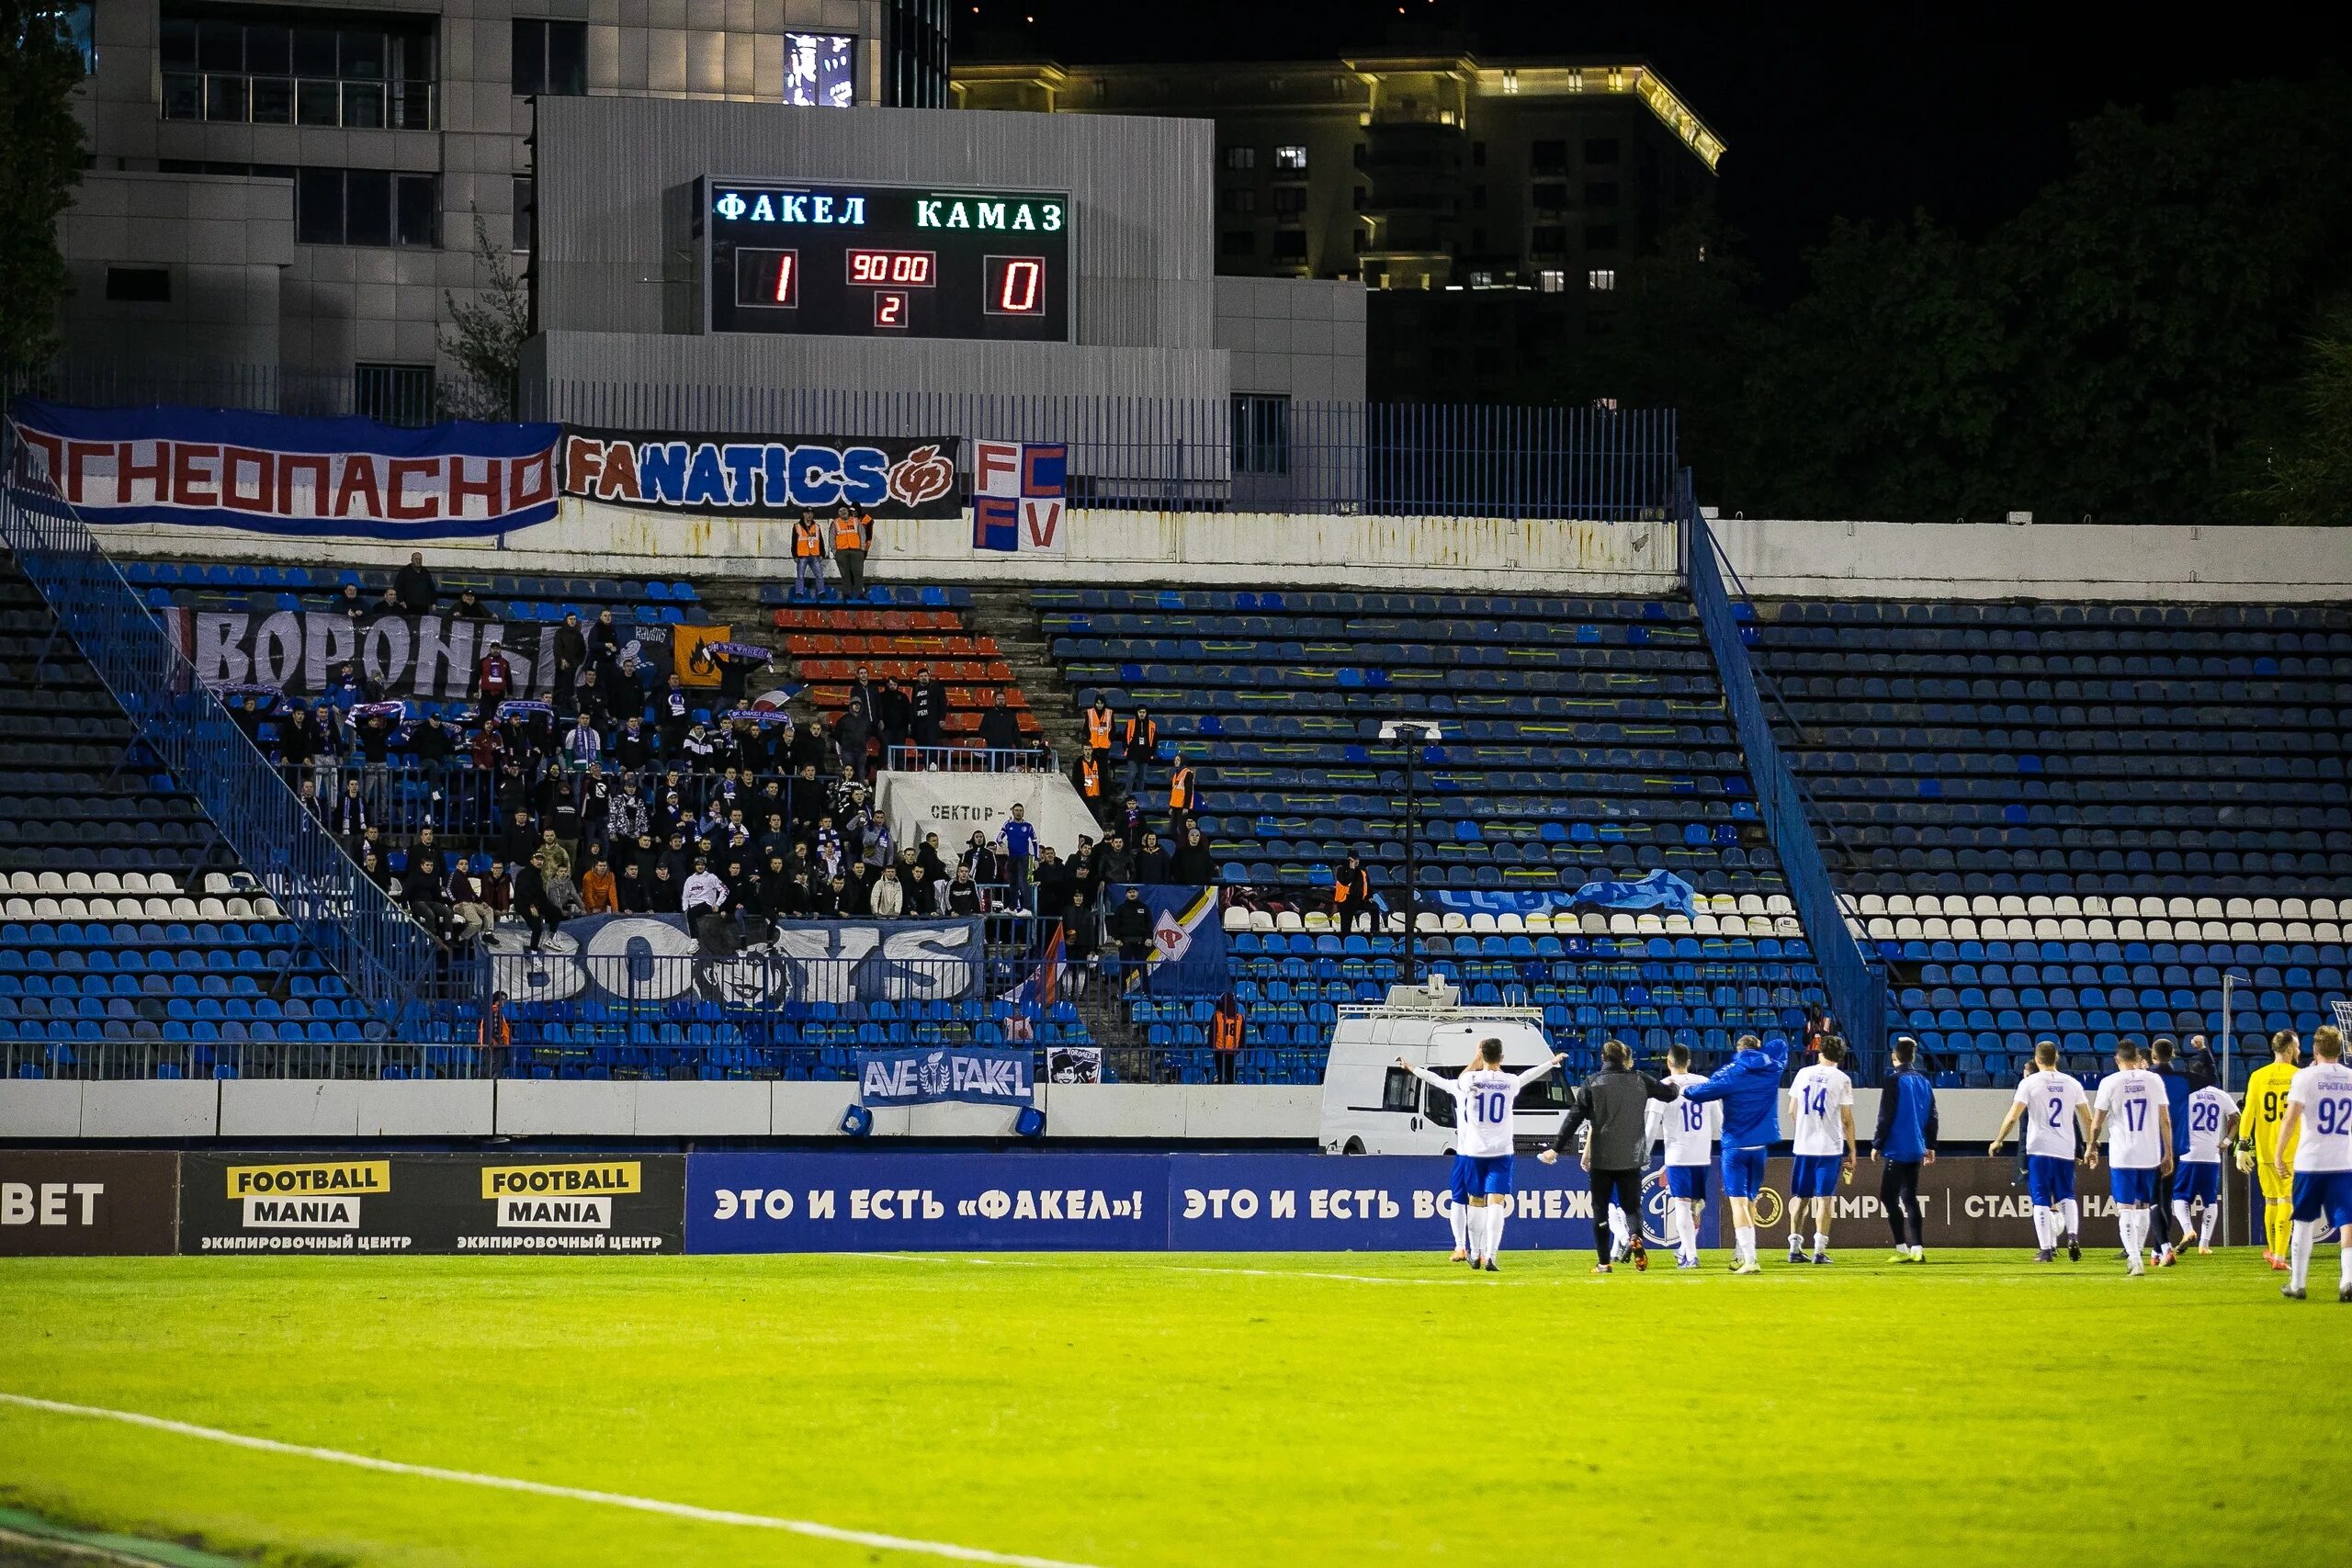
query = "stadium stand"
xmin=1034 ymin=586 xmax=1834 ymax=1081
xmin=120 ymin=558 xmax=710 ymax=625
xmin=0 ymin=555 xmax=377 ymax=1078
xmin=1749 ymin=599 xmax=2352 ymax=1087
xmin=766 ymin=583 xmax=1046 ymax=756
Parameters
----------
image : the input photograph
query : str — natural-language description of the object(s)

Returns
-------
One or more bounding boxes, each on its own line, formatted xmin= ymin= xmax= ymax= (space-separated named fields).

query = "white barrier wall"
xmin=876 ymin=768 xmax=1100 ymax=866
xmin=4 ymin=1080 xmax=2015 ymax=1142
xmin=90 ymin=501 xmax=2352 ymax=603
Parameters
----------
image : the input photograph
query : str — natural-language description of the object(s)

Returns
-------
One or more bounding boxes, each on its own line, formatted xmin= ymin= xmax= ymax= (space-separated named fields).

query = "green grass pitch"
xmin=0 ymin=1248 xmax=2333 ymax=1567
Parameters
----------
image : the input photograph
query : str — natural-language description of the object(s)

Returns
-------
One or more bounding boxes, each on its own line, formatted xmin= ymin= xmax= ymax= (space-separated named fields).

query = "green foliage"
xmin=1557 ymin=71 xmax=2352 ymax=524
xmin=436 ymin=210 xmax=530 ymax=421
xmin=2235 ymin=305 xmax=2352 ymax=525
xmin=0 ymin=1 xmax=88 ymax=378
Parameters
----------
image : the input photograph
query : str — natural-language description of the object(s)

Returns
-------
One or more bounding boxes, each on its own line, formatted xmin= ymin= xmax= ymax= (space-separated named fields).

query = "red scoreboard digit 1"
xmin=983 ymin=255 xmax=1047 ymax=316
xmin=733 ymin=248 xmax=799 ymax=308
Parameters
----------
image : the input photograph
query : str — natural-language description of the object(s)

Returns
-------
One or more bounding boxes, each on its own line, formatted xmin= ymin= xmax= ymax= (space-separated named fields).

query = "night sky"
xmin=959 ymin=1 xmax=2344 ymax=299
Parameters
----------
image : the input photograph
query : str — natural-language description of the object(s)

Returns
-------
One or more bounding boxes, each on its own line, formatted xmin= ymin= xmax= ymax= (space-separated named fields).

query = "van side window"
xmin=1381 ymin=1066 xmax=1420 ymax=1113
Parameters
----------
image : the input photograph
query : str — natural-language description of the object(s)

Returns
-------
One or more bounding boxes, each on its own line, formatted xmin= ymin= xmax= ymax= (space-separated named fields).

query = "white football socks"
xmin=2030 ymin=1205 xmax=2052 ymax=1250
xmin=1736 ymin=1224 xmax=1756 ymax=1265
xmin=2171 ymin=1201 xmax=2196 ymax=1244
xmin=2199 ymin=1204 xmax=2219 ymax=1248
xmin=1448 ymin=1202 xmax=1467 ymax=1254
xmin=1671 ymin=1198 xmax=1696 ymax=1260
xmin=2059 ymin=1199 xmax=2079 ymax=1239
xmin=1609 ymin=1207 xmax=1630 ymax=1250
xmin=2121 ymin=1209 xmax=2145 ymax=1268
xmin=1488 ymin=1207 xmax=1507 ymax=1261
xmin=2290 ymin=1220 xmax=2315 ymax=1292
xmin=2341 ymin=1240 xmax=2352 ymax=1292
xmin=1811 ymin=1230 xmax=1829 ymax=1257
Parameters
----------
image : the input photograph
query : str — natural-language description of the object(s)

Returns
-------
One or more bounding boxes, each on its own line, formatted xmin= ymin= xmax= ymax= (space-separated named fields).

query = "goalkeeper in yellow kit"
xmin=2240 ymin=1028 xmax=2305 ymax=1268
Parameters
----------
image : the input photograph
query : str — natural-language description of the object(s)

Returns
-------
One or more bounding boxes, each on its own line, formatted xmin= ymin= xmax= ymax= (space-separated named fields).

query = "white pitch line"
xmin=0 ymin=1392 xmax=1103 ymax=1568
xmin=855 ymin=1252 xmax=1499 ymax=1287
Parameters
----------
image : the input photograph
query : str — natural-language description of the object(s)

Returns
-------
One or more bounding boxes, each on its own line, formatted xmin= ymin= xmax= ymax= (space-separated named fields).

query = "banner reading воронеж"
xmin=561 ymin=428 xmax=960 ymax=520
xmin=178 ymin=1154 xmax=685 ymax=1254
xmin=8 ymin=399 xmax=560 ymax=540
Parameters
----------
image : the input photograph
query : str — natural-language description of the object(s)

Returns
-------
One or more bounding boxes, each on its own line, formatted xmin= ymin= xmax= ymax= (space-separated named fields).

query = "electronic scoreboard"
xmin=703 ymin=179 xmax=1071 ymax=342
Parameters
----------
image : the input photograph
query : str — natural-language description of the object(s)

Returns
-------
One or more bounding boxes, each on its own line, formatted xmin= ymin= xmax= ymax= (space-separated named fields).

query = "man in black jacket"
xmin=1542 ymin=1039 xmax=1682 ymax=1272
xmin=1169 ymin=824 xmax=1216 ymax=886
xmin=393 ymin=551 xmax=436 ymax=613
xmin=1107 ymin=886 xmax=1157 ymax=996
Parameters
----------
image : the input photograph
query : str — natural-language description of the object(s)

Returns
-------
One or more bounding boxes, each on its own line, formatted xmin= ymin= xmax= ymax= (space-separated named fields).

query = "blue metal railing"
xmin=27 ymin=359 xmax=1679 ymax=523
xmin=0 ymin=460 xmax=442 ymax=1027
xmin=1679 ymin=472 xmax=1889 ymax=1071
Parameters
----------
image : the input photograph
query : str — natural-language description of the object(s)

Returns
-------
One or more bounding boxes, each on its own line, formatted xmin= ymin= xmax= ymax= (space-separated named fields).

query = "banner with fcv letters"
xmin=180 ymin=1154 xmax=685 ymax=1254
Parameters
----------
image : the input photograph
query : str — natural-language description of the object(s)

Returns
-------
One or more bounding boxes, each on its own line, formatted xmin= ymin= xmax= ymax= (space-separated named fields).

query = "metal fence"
xmin=1 ymin=468 xmax=441 ymax=1028
xmin=22 ymin=359 xmax=1679 ymax=522
xmin=1680 ymin=474 xmax=1890 ymax=1075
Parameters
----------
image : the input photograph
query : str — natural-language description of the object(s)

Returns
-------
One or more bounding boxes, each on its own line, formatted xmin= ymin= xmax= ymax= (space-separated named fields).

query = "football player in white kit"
xmin=2172 ymin=1079 xmax=2239 ymax=1256
xmin=2088 ymin=1041 xmax=2174 ymax=1277
xmin=1645 ymin=1043 xmax=1717 ymax=1269
xmin=2271 ymin=1024 xmax=2352 ymax=1303
xmin=1784 ymin=1038 xmax=1857 ymax=1264
xmin=1398 ymin=1038 xmax=1566 ymax=1271
xmin=1988 ymin=1041 xmax=2093 ymax=1261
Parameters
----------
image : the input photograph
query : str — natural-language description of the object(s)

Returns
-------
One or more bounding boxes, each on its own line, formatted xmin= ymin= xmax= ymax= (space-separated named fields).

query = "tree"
xmin=2234 ymin=306 xmax=2352 ymax=525
xmin=437 ymin=210 xmax=530 ymax=421
xmin=0 ymin=2 xmax=88 ymax=378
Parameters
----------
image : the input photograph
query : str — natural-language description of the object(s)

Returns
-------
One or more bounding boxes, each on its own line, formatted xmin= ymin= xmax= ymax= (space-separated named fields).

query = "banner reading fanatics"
xmin=561 ymin=427 xmax=961 ymax=520
xmin=7 ymin=399 xmax=560 ymax=539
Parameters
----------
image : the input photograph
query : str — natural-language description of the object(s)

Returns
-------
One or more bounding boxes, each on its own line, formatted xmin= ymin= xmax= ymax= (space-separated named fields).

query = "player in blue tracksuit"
xmin=1679 ymin=1032 xmax=1789 ymax=1273
xmin=1873 ymin=1036 xmax=1940 ymax=1262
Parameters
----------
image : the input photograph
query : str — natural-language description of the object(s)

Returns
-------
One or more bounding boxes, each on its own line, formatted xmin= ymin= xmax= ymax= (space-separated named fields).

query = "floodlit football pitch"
xmin=0 ymin=1250 xmax=2332 ymax=1567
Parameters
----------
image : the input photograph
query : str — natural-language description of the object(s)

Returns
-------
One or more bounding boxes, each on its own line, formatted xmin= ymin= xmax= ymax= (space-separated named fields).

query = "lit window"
xmin=1273 ymin=145 xmax=1307 ymax=171
xmin=1468 ymin=270 xmax=1493 ymax=288
xmin=1539 ymin=269 xmax=1566 ymax=293
xmin=1589 ymin=268 xmax=1616 ymax=291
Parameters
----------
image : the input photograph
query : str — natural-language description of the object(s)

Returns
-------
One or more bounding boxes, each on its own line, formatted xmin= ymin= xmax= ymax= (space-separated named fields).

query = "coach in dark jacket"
xmin=1544 ymin=1040 xmax=1680 ymax=1270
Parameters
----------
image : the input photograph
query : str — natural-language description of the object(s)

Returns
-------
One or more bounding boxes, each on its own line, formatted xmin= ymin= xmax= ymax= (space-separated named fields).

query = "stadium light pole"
xmin=2221 ymin=969 xmax=2250 ymax=1247
xmin=1379 ymin=720 xmax=1443 ymax=986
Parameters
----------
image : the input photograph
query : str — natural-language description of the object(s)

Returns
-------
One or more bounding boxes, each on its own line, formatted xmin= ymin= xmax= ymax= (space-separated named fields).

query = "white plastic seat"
xmin=1607 ymin=913 xmax=1638 ymax=935
xmin=1995 ymin=896 xmax=2028 ymax=918
xmin=1894 ymin=918 xmax=1924 ymax=942
xmin=1248 ymin=909 xmax=1273 ymax=932
xmin=1440 ymin=912 xmax=1469 ymax=932
xmin=1301 ymin=910 xmax=1332 ymax=931
xmin=35 ymin=873 xmax=64 ymax=895
xmin=1579 ymin=912 xmax=1610 ymax=935
xmin=5 ymin=873 xmax=32 ymax=894
xmin=84 ymin=897 xmax=118 ymax=920
xmin=2194 ymin=897 xmax=2225 ymax=921
xmin=2057 ymin=918 xmax=2090 ymax=942
xmin=1884 ymin=894 xmax=1917 ymax=918
xmin=1522 ymin=912 xmax=1554 ymax=932
xmin=202 ymin=873 xmax=236 ymax=897
xmin=1763 ymin=894 xmax=1794 ymax=919
xmin=1921 ymin=917 xmax=1951 ymax=941
xmin=148 ymin=874 xmax=180 ymax=896
xmin=2144 ymin=919 xmax=2174 ymax=942
xmin=2252 ymin=897 xmax=2281 ymax=920
xmin=2256 ymin=921 xmax=2288 ymax=943
xmin=1662 ymin=914 xmax=1694 ymax=934
xmin=1856 ymin=894 xmax=1887 ymax=917
xmin=1773 ymin=916 xmax=1804 ymax=936
xmin=2313 ymin=921 xmax=2341 ymax=945
xmin=2114 ymin=919 xmax=2144 ymax=942
xmin=1467 ymin=912 xmax=1497 ymax=933
xmin=1736 ymin=894 xmax=1768 ymax=917
xmin=1222 ymin=906 xmax=1250 ymax=932
xmin=1865 ymin=917 xmax=1896 ymax=941
xmin=56 ymin=897 xmax=88 ymax=919
xmin=1947 ymin=918 xmax=1979 ymax=941
xmin=2224 ymin=897 xmax=2255 ymax=921
xmin=1273 ymin=910 xmax=1303 ymax=932
xmin=2 ymin=898 xmax=28 ymax=919
xmin=119 ymin=871 xmax=151 ymax=895
xmin=2285 ymin=921 xmax=2313 ymax=943
xmin=31 ymin=898 xmax=62 ymax=919
xmin=2279 ymin=897 xmax=2310 ymax=921
xmin=196 ymin=897 xmax=228 ymax=920
xmin=2086 ymin=919 xmax=2116 ymax=942
xmin=1494 ymin=913 xmax=1525 ymax=934
xmin=89 ymin=872 xmax=121 ymax=894
xmin=2098 ymin=895 xmax=2129 ymax=918
xmin=63 ymin=871 xmax=93 ymax=894
xmin=1692 ymin=913 xmax=1722 ymax=935
xmin=2311 ymin=898 xmax=2339 ymax=922
xmin=2226 ymin=921 xmax=2258 ymax=942
xmin=1415 ymin=912 xmax=1443 ymax=933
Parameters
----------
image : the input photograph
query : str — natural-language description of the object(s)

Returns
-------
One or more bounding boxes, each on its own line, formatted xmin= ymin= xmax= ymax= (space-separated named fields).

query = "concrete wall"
xmin=1215 ymin=277 xmax=1367 ymax=401
xmin=1717 ymin=517 xmax=2352 ymax=602
xmin=60 ymin=172 xmax=291 ymax=367
xmin=3 ymin=1079 xmax=2018 ymax=1143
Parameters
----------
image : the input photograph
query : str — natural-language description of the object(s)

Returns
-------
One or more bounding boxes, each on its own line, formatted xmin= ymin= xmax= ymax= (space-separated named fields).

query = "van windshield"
xmin=1420 ymin=1064 xmax=1568 ymax=1128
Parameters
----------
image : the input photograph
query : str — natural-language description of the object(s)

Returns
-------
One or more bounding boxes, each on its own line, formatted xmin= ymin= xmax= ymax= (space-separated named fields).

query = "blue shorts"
xmin=2174 ymin=1160 xmax=2221 ymax=1207
xmin=2291 ymin=1169 xmax=2352 ymax=1227
xmin=1790 ymin=1154 xmax=1843 ymax=1200
xmin=1667 ymin=1165 xmax=1710 ymax=1201
xmin=1449 ymin=1155 xmax=1475 ymax=1205
xmin=1462 ymin=1154 xmax=1514 ymax=1198
xmin=1721 ymin=1145 xmax=1768 ymax=1200
xmin=2027 ymin=1155 xmax=2076 ymax=1207
xmin=2110 ymin=1166 xmax=2160 ymax=1206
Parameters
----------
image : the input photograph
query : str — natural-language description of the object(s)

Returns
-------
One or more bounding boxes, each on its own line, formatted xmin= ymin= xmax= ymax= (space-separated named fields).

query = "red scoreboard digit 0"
xmin=983 ymin=254 xmax=1047 ymax=316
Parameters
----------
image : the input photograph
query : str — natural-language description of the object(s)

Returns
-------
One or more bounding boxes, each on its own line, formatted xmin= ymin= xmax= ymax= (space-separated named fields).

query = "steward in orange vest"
xmin=1084 ymin=701 xmax=1114 ymax=756
xmin=1210 ymin=991 xmax=1246 ymax=1083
